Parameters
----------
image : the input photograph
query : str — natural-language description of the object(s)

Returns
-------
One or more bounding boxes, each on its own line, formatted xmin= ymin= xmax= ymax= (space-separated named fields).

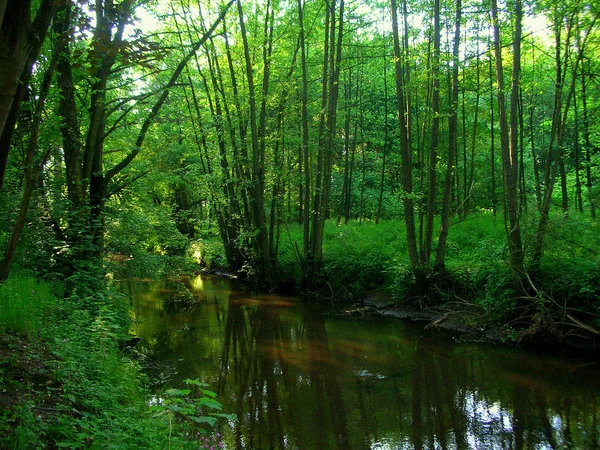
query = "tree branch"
xmin=104 ymin=0 xmax=235 ymax=184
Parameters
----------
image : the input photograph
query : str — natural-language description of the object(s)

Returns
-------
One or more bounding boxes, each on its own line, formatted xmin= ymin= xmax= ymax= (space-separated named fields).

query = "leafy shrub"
xmin=151 ymin=379 xmax=235 ymax=450
xmin=536 ymin=257 xmax=600 ymax=314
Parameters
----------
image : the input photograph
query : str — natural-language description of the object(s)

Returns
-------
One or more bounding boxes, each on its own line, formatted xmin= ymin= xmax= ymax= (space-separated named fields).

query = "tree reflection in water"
xmin=126 ymin=276 xmax=600 ymax=450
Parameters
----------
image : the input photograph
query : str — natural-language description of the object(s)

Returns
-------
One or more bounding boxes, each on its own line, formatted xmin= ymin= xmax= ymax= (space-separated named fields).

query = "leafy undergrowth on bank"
xmin=0 ymin=271 xmax=230 ymax=449
xmin=278 ymin=220 xmax=405 ymax=297
xmin=276 ymin=213 xmax=600 ymax=347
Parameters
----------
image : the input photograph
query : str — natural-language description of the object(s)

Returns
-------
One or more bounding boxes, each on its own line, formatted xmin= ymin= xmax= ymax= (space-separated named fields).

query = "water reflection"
xmin=123 ymin=276 xmax=600 ymax=450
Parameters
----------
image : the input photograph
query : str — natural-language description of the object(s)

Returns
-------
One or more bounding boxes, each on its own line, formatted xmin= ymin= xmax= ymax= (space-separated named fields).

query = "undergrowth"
xmin=0 ymin=271 xmax=230 ymax=449
xmin=275 ymin=212 xmax=600 ymax=345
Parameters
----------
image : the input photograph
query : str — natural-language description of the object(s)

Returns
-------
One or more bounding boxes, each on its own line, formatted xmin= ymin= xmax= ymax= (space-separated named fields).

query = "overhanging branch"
xmin=104 ymin=0 xmax=235 ymax=185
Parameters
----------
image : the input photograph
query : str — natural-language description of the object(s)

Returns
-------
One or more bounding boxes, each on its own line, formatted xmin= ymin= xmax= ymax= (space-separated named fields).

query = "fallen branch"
xmin=565 ymin=314 xmax=600 ymax=336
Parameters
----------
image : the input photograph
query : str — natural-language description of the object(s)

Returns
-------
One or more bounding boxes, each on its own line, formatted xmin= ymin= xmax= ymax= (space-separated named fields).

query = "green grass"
xmin=0 ymin=271 xmax=58 ymax=336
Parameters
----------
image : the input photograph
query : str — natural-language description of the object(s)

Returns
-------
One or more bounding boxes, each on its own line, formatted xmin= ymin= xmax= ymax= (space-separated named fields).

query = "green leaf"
xmin=188 ymin=415 xmax=217 ymax=426
xmin=201 ymin=389 xmax=218 ymax=398
xmin=183 ymin=378 xmax=208 ymax=387
xmin=214 ymin=413 xmax=237 ymax=421
xmin=164 ymin=388 xmax=190 ymax=397
xmin=198 ymin=398 xmax=222 ymax=411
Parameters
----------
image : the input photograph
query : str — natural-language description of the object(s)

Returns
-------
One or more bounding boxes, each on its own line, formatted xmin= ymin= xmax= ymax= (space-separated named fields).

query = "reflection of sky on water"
xmin=124 ymin=276 xmax=600 ymax=450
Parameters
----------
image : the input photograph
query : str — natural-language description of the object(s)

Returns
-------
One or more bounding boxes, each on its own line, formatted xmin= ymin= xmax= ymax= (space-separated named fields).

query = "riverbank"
xmin=355 ymin=293 xmax=600 ymax=353
xmin=0 ymin=272 xmax=227 ymax=449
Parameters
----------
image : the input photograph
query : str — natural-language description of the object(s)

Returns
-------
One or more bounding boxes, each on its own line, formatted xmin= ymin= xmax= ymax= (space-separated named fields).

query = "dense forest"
xmin=2 ymin=0 xmax=600 ymax=309
xmin=1 ymin=0 xmax=600 ymax=445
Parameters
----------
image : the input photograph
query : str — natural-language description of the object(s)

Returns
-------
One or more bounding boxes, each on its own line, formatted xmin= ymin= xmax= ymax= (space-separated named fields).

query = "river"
xmin=123 ymin=274 xmax=600 ymax=450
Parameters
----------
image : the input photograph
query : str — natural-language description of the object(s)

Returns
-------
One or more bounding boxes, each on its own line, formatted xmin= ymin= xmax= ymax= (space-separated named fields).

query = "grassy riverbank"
xmin=0 ymin=272 xmax=227 ymax=449
xmin=274 ymin=213 xmax=600 ymax=346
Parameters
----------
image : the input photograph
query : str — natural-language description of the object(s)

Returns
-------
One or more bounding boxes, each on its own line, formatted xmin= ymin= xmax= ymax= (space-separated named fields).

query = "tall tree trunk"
xmin=491 ymin=0 xmax=524 ymax=276
xmin=435 ymin=0 xmax=461 ymax=271
xmin=236 ymin=0 xmax=273 ymax=286
xmin=423 ymin=0 xmax=441 ymax=265
xmin=580 ymin=58 xmax=596 ymax=218
xmin=310 ymin=0 xmax=344 ymax=273
xmin=376 ymin=43 xmax=390 ymax=224
xmin=391 ymin=0 xmax=418 ymax=269
xmin=464 ymin=33 xmax=481 ymax=217
xmin=573 ymin=94 xmax=583 ymax=213
xmin=518 ymin=88 xmax=527 ymax=213
xmin=338 ymin=72 xmax=353 ymax=224
xmin=489 ymin=36 xmax=497 ymax=217
xmin=298 ymin=0 xmax=312 ymax=254
xmin=308 ymin=1 xmax=331 ymax=268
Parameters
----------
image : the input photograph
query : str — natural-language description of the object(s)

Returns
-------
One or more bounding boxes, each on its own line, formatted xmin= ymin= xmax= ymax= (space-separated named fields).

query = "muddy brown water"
xmin=123 ymin=275 xmax=600 ymax=450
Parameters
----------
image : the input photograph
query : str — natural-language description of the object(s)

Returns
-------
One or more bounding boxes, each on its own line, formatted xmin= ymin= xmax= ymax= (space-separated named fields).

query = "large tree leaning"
xmin=0 ymin=0 xmax=235 ymax=283
xmin=0 ymin=0 xmax=58 ymax=194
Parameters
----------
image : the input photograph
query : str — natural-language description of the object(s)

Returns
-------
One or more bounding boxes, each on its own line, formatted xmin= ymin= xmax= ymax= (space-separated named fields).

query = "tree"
xmin=490 ymin=0 xmax=524 ymax=277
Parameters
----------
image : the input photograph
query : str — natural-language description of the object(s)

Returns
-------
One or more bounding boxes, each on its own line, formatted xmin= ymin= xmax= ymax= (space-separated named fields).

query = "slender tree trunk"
xmin=311 ymin=0 xmax=344 ymax=272
xmin=345 ymin=122 xmax=357 ymax=225
xmin=376 ymin=44 xmax=390 ymax=224
xmin=559 ymin=157 xmax=568 ymax=212
xmin=435 ymin=0 xmax=461 ymax=271
xmin=309 ymin=2 xmax=331 ymax=267
xmin=518 ymin=88 xmax=527 ymax=213
xmin=489 ymin=37 xmax=497 ymax=216
xmin=423 ymin=0 xmax=441 ymax=265
xmin=573 ymin=94 xmax=583 ymax=213
xmin=464 ymin=34 xmax=481 ymax=217
xmin=580 ymin=58 xmax=596 ymax=218
xmin=338 ymin=73 xmax=352 ymax=224
xmin=529 ymin=95 xmax=542 ymax=210
xmin=298 ymin=0 xmax=312 ymax=254
xmin=236 ymin=0 xmax=273 ymax=286
xmin=491 ymin=0 xmax=524 ymax=276
xmin=391 ymin=0 xmax=418 ymax=269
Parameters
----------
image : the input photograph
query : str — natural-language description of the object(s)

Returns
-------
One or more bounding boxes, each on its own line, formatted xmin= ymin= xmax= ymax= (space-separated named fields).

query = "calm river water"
xmin=123 ymin=275 xmax=600 ymax=450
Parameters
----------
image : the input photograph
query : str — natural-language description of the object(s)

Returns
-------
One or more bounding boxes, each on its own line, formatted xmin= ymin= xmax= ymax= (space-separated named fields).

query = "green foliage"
xmin=0 ymin=274 xmax=230 ymax=449
xmin=0 ymin=271 xmax=59 ymax=336
xmin=150 ymin=378 xmax=234 ymax=449
xmin=279 ymin=220 xmax=406 ymax=297
xmin=188 ymin=238 xmax=228 ymax=271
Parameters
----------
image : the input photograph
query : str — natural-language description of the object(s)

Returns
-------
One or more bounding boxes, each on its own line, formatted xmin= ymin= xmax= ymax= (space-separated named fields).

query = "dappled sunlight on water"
xmin=123 ymin=275 xmax=600 ymax=450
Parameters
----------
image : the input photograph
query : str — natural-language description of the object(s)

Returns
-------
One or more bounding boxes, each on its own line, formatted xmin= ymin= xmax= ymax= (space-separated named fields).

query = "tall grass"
xmin=0 ymin=272 xmax=58 ymax=335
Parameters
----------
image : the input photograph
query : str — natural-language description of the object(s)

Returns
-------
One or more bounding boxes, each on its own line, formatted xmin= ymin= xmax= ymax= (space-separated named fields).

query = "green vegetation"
xmin=0 ymin=272 xmax=229 ymax=449
xmin=277 ymin=213 xmax=600 ymax=334
xmin=0 ymin=272 xmax=56 ymax=336
xmin=0 ymin=0 xmax=599 ymax=444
